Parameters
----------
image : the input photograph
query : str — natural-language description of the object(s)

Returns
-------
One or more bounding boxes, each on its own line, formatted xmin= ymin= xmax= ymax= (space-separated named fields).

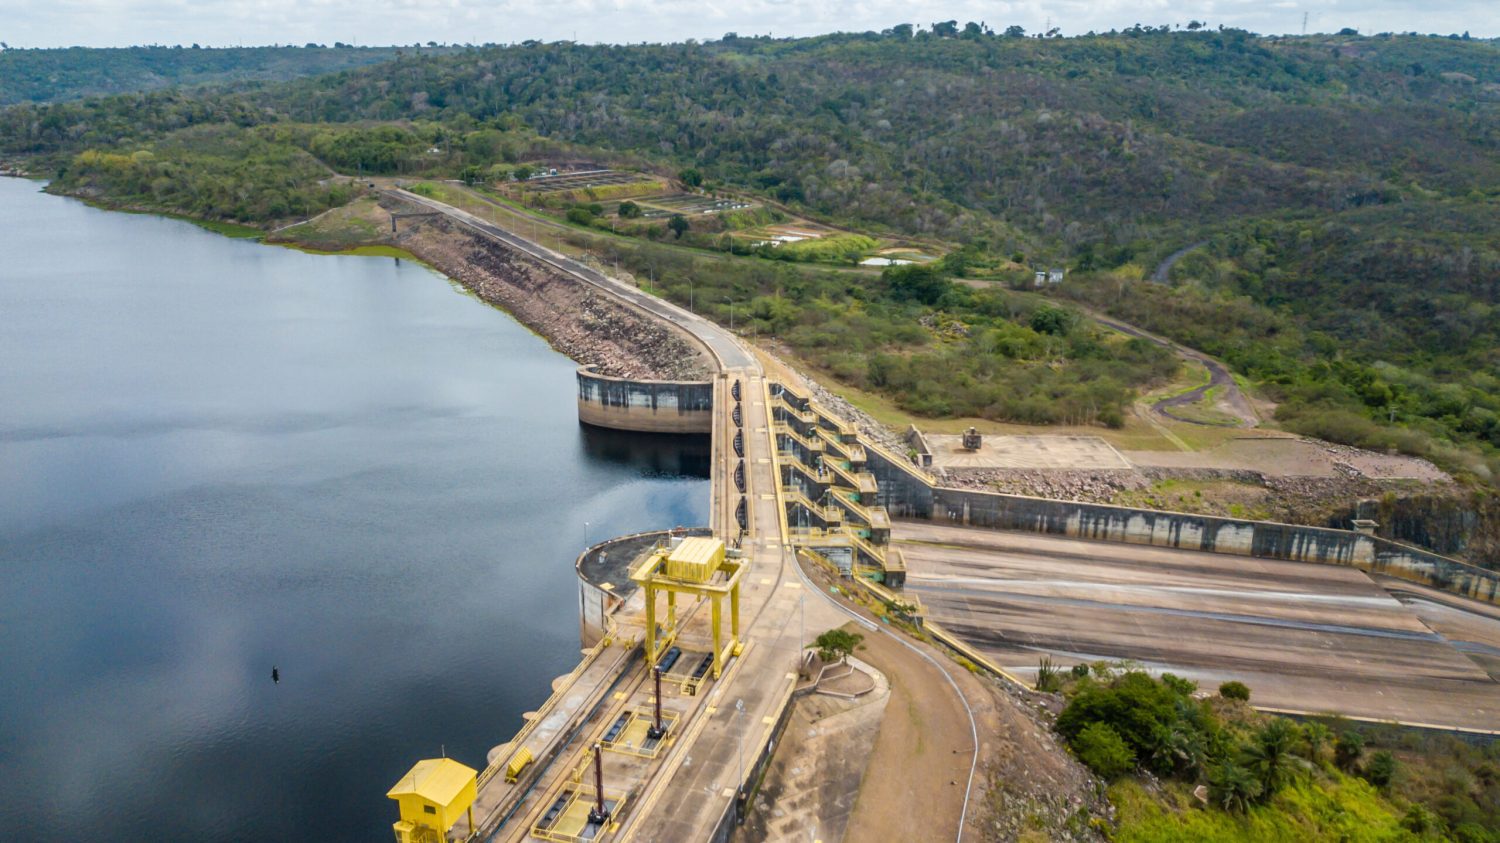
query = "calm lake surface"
xmin=0 ymin=178 xmax=708 ymax=840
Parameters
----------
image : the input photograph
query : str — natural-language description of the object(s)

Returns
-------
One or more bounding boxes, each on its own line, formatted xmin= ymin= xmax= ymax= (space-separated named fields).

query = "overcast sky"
xmin=0 ymin=0 xmax=1492 ymax=49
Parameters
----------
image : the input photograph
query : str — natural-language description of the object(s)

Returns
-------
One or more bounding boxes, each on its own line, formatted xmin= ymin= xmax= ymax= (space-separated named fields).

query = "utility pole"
xmin=588 ymin=742 xmax=610 ymax=824
xmin=648 ymin=667 xmax=666 ymax=739
xmin=734 ymin=698 xmax=746 ymax=788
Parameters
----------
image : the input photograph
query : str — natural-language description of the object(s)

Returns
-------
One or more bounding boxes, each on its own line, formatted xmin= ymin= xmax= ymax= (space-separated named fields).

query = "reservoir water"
xmin=0 ymin=178 xmax=709 ymax=840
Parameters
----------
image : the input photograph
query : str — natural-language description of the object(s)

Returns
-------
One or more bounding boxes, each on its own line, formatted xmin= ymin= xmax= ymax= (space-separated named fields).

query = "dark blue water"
xmin=0 ymin=178 xmax=708 ymax=840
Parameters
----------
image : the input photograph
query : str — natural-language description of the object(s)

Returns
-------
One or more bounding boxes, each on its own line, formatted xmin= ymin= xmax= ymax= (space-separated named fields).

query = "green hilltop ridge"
xmin=0 ymin=43 xmax=467 ymax=106
xmin=2 ymin=27 xmax=1498 ymax=492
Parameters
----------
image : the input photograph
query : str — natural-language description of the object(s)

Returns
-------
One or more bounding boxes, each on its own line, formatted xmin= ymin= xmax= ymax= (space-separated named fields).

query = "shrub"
xmin=566 ymin=206 xmax=595 ymax=225
xmin=1073 ymin=722 xmax=1136 ymax=779
xmin=1219 ymin=681 xmax=1251 ymax=701
xmin=1162 ymin=673 xmax=1197 ymax=696
xmin=1036 ymin=655 xmax=1062 ymax=692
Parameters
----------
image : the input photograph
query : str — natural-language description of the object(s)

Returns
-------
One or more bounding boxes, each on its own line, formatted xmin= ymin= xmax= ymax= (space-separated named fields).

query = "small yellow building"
xmin=388 ymin=757 xmax=478 ymax=843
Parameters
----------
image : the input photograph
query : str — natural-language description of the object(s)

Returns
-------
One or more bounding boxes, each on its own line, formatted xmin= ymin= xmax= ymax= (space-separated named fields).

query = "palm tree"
xmin=1301 ymin=721 xmax=1332 ymax=764
xmin=1208 ymin=761 xmax=1262 ymax=813
xmin=1241 ymin=719 xmax=1305 ymax=798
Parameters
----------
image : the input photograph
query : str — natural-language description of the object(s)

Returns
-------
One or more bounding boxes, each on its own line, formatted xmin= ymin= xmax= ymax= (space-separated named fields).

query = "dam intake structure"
xmin=575 ymin=366 xmax=713 ymax=435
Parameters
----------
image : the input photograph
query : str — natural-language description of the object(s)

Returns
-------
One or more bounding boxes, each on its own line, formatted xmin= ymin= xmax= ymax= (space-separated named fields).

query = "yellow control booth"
xmin=388 ymin=757 xmax=478 ymax=843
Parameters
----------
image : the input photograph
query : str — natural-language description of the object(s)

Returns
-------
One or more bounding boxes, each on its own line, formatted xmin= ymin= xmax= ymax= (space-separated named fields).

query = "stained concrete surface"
xmin=735 ymin=661 xmax=889 ymax=843
xmin=898 ymin=521 xmax=1500 ymax=732
xmin=926 ymin=434 xmax=1131 ymax=470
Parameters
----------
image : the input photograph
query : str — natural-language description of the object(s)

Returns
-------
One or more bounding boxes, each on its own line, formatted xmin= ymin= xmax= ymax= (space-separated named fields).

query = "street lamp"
xmin=734 ymin=698 xmax=746 ymax=787
xmin=723 ymin=297 xmax=735 ymax=332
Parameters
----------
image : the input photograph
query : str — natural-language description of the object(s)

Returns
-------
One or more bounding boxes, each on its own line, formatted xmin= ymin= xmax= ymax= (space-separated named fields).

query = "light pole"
xmin=584 ymin=521 xmax=591 ymax=547
xmin=734 ymin=698 xmax=745 ymax=787
xmin=689 ymin=278 xmax=694 ymax=313
xmin=799 ymin=593 xmax=805 ymax=651
xmin=724 ymin=297 xmax=735 ymax=332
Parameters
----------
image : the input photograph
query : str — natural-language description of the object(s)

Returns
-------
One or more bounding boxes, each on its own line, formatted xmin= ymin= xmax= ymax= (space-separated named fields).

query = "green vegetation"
xmin=1052 ymin=667 xmax=1499 ymax=841
xmin=1219 ymin=680 xmax=1251 ymax=701
xmin=60 ymin=125 xmax=359 ymax=222
xmin=810 ymin=628 xmax=863 ymax=663
xmin=775 ymin=233 xmax=877 ymax=263
xmin=4 ymin=27 xmax=1499 ymax=482
xmin=0 ymin=44 xmax=459 ymax=106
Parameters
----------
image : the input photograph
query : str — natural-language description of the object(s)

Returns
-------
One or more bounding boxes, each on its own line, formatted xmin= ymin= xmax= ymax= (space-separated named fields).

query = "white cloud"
xmin=0 ymin=0 xmax=1491 ymax=48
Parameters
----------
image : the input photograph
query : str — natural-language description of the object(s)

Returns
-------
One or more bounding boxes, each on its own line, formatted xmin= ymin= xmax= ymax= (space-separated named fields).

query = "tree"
xmin=512 ymin=165 xmax=534 ymax=181
xmin=1219 ymin=680 xmax=1250 ymax=701
xmin=618 ymin=200 xmax=642 ymax=218
xmin=1073 ymin=722 xmax=1135 ymax=779
xmin=932 ymin=20 xmax=959 ymax=38
xmin=1186 ymin=21 xmax=1205 ymax=31
xmin=811 ymin=628 xmax=863 ymax=663
xmin=1029 ymin=304 xmax=1075 ymax=335
xmin=889 ymin=23 xmax=914 ymax=39
xmin=1334 ymin=730 xmax=1365 ymax=771
xmin=1302 ymin=721 xmax=1332 ymax=763
xmin=1005 ymin=25 xmax=1026 ymax=37
xmin=1365 ymin=750 xmax=1397 ymax=787
xmin=677 ymin=168 xmax=702 ymax=187
xmin=668 ymin=214 xmax=689 ymax=239
xmin=1209 ymin=761 xmax=1262 ymax=813
xmin=885 ymin=264 xmax=949 ymax=305
xmin=1242 ymin=718 xmax=1303 ymax=798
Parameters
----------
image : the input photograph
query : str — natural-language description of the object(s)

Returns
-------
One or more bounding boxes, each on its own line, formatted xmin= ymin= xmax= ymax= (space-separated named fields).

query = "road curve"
xmin=1090 ymin=310 xmax=1258 ymax=428
xmin=386 ymin=188 xmax=756 ymax=371
xmin=1150 ymin=240 xmax=1208 ymax=284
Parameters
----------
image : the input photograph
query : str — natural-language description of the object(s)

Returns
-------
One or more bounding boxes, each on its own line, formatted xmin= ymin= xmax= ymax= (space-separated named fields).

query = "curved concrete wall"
xmin=575 ymin=527 xmax=712 ymax=646
xmin=576 ymin=366 xmax=713 ymax=434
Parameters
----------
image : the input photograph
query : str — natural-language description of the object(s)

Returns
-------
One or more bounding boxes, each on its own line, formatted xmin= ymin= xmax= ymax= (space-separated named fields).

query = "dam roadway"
xmin=388 ymin=188 xmax=868 ymax=841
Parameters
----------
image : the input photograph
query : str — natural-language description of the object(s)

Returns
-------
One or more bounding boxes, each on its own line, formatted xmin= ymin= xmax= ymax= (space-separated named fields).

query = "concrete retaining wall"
xmin=576 ymin=528 xmax=712 ymax=645
xmin=864 ymin=441 xmax=1500 ymax=605
xmin=576 ymin=366 xmax=713 ymax=434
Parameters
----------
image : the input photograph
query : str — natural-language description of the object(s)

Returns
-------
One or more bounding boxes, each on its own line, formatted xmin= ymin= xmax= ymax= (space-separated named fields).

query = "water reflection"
xmin=578 ymin=423 xmax=711 ymax=479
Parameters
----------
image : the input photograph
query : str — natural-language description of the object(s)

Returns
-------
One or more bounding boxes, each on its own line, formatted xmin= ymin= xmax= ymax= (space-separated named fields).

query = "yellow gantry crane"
xmin=630 ymin=537 xmax=745 ymax=679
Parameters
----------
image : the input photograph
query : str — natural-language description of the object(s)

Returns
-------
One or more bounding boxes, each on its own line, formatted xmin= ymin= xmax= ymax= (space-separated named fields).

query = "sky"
xmin=0 ymin=0 xmax=1492 ymax=49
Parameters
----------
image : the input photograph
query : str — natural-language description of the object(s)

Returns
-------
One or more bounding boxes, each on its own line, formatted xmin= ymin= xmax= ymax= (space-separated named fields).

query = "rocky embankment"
xmin=381 ymin=199 xmax=711 ymax=381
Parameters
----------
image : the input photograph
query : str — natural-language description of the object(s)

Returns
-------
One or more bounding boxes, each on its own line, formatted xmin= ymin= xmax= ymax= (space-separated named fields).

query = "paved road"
xmin=898 ymin=521 xmax=1500 ymax=733
xmin=1089 ymin=310 xmax=1259 ymax=428
xmin=1150 ymin=240 xmax=1208 ymax=283
xmin=388 ymin=188 xmax=756 ymax=370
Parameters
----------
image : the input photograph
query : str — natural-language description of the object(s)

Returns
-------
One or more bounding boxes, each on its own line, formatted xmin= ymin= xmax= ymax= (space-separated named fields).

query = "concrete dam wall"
xmin=576 ymin=365 xmax=713 ymax=434
xmin=863 ymin=441 xmax=1500 ymax=606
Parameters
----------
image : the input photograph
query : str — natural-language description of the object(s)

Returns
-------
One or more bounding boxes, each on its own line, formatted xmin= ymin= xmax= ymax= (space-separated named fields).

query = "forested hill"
xmin=255 ymin=29 xmax=1500 ymax=248
xmin=4 ymin=28 xmax=1500 ymax=484
xmin=0 ymin=44 xmax=464 ymax=105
